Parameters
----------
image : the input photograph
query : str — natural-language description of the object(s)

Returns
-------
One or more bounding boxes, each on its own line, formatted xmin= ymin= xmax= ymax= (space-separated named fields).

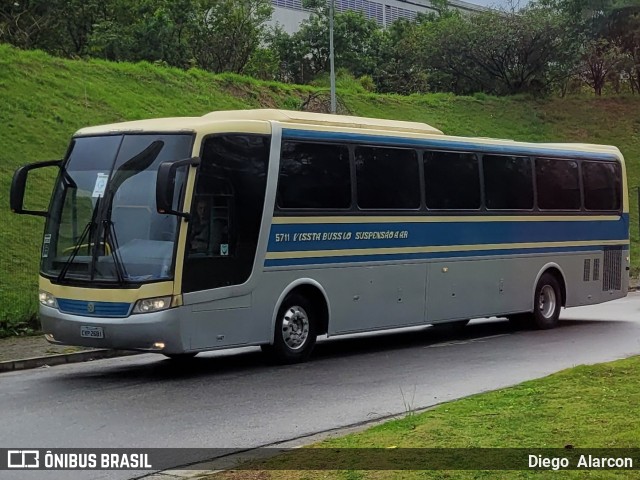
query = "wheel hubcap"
xmin=538 ymin=285 xmax=556 ymax=319
xmin=281 ymin=306 xmax=309 ymax=350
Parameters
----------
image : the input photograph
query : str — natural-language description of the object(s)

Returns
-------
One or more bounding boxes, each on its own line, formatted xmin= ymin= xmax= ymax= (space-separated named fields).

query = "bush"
xmin=359 ymin=75 xmax=376 ymax=92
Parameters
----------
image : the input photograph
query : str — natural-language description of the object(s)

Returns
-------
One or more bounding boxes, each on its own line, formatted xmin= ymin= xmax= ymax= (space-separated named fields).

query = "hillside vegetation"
xmin=1 ymin=44 xmax=639 ymax=330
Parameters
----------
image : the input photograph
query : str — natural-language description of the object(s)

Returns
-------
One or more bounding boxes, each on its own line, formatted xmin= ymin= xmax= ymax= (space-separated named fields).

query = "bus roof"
xmin=73 ymin=109 xmax=622 ymax=158
xmin=74 ymin=109 xmax=444 ymax=136
xmin=202 ymin=109 xmax=444 ymax=135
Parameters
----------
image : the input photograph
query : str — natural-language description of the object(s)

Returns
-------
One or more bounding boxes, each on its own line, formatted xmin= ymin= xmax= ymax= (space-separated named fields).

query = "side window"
xmin=424 ymin=151 xmax=480 ymax=209
xmin=183 ymin=134 xmax=270 ymax=292
xmin=189 ymin=183 xmax=232 ymax=257
xmin=278 ymin=142 xmax=351 ymax=209
xmin=583 ymin=161 xmax=621 ymax=211
xmin=535 ymin=158 xmax=580 ymax=210
xmin=355 ymin=146 xmax=420 ymax=209
xmin=483 ymin=155 xmax=533 ymax=210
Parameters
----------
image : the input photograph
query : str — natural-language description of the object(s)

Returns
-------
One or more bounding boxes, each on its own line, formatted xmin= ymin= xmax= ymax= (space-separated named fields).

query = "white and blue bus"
xmin=11 ymin=109 xmax=629 ymax=363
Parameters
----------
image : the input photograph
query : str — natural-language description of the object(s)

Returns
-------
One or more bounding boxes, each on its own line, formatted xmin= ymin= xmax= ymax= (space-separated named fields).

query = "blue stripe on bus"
xmin=267 ymin=217 xmax=628 ymax=253
xmin=282 ymin=129 xmax=621 ymax=161
xmin=264 ymin=245 xmax=628 ymax=268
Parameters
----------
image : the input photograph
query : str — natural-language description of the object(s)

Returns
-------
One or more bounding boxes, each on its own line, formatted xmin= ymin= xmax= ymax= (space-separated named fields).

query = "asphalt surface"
xmin=1 ymin=293 xmax=639 ymax=479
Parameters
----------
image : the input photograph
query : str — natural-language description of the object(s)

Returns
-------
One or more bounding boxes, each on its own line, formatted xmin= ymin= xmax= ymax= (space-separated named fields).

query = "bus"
xmin=10 ymin=109 xmax=629 ymax=363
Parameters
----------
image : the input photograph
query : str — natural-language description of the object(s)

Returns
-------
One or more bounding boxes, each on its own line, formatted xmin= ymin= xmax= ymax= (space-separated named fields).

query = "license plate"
xmin=80 ymin=326 xmax=104 ymax=339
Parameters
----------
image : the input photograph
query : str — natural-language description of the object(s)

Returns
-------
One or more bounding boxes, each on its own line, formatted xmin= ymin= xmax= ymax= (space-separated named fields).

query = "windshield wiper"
xmin=58 ymin=141 xmax=165 ymax=285
xmin=101 ymin=216 xmax=128 ymax=284
xmin=57 ymin=196 xmax=100 ymax=283
xmin=91 ymin=140 xmax=165 ymax=284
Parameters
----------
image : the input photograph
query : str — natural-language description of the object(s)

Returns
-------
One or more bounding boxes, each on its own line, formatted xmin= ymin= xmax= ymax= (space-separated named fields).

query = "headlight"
xmin=39 ymin=290 xmax=57 ymax=308
xmin=133 ymin=296 xmax=173 ymax=314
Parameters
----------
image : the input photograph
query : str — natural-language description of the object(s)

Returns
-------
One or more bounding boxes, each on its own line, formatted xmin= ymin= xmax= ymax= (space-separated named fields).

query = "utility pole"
xmin=329 ymin=0 xmax=336 ymax=114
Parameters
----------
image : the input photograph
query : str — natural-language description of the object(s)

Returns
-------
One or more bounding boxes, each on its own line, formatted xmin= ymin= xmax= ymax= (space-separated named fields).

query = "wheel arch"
xmin=268 ymin=279 xmax=331 ymax=345
xmin=532 ymin=263 xmax=567 ymax=308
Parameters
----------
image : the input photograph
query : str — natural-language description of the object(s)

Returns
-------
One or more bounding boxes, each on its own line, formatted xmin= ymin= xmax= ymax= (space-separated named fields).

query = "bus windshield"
xmin=42 ymin=134 xmax=193 ymax=284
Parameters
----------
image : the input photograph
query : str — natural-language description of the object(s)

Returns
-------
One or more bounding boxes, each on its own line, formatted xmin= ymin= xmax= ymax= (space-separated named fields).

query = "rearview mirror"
xmin=11 ymin=160 xmax=61 ymax=216
xmin=156 ymin=157 xmax=200 ymax=219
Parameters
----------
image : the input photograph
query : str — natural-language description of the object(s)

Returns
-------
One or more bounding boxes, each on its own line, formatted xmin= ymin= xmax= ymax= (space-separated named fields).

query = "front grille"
xmin=57 ymin=299 xmax=131 ymax=317
xmin=602 ymin=247 xmax=622 ymax=291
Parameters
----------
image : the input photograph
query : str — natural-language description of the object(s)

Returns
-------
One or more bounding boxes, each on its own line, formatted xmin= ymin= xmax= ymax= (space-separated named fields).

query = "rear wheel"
xmin=529 ymin=273 xmax=562 ymax=329
xmin=262 ymin=293 xmax=317 ymax=364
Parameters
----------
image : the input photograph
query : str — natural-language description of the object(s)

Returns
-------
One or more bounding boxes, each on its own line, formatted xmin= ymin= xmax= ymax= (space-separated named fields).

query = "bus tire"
xmin=529 ymin=273 xmax=562 ymax=330
xmin=262 ymin=293 xmax=317 ymax=364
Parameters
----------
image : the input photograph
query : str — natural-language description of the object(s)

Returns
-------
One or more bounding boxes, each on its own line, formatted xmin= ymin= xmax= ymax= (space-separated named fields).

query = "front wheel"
xmin=262 ymin=293 xmax=317 ymax=364
xmin=529 ymin=273 xmax=562 ymax=329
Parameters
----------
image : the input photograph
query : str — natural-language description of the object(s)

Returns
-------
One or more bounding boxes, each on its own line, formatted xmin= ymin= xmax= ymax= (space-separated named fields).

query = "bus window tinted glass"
xmin=424 ymin=151 xmax=480 ymax=209
xmin=278 ymin=142 xmax=350 ymax=209
xmin=583 ymin=161 xmax=621 ymax=211
xmin=484 ymin=155 xmax=533 ymax=210
xmin=355 ymin=147 xmax=419 ymax=209
xmin=536 ymin=158 xmax=580 ymax=210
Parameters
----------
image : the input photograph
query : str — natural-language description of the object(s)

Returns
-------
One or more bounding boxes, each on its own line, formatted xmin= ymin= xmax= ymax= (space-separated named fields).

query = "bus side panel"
xmin=564 ymin=248 xmax=629 ymax=307
xmin=325 ymin=263 xmax=426 ymax=334
xmin=259 ymin=263 xmax=426 ymax=336
xmin=425 ymin=250 xmax=627 ymax=323
xmin=184 ymin=293 xmax=262 ymax=350
xmin=256 ymin=249 xmax=628 ymax=341
xmin=425 ymin=257 xmax=531 ymax=322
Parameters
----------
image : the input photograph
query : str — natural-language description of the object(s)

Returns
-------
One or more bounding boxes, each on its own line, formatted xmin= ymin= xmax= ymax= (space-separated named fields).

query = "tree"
xmin=244 ymin=47 xmax=281 ymax=81
xmin=55 ymin=0 xmax=106 ymax=56
xmin=190 ymin=0 xmax=273 ymax=74
xmin=88 ymin=0 xmax=200 ymax=67
xmin=604 ymin=5 xmax=640 ymax=92
xmin=538 ymin=0 xmax=640 ymax=94
xmin=0 ymin=0 xmax=60 ymax=50
xmin=263 ymin=26 xmax=298 ymax=82
xmin=269 ymin=1 xmax=382 ymax=83
xmin=373 ymin=20 xmax=430 ymax=94
xmin=407 ymin=6 xmax=575 ymax=96
xmin=580 ymin=38 xmax=627 ymax=95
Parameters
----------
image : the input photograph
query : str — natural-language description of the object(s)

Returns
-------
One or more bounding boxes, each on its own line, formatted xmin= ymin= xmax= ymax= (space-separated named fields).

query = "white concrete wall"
xmin=270 ymin=4 xmax=313 ymax=34
xmin=268 ymin=0 xmax=488 ymax=34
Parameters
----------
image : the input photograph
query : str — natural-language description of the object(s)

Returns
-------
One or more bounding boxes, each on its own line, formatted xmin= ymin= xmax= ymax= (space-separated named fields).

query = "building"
xmin=270 ymin=0 xmax=489 ymax=33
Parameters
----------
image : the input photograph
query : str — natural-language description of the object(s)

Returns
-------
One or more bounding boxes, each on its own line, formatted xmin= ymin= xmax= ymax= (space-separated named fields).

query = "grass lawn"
xmin=209 ymin=356 xmax=640 ymax=479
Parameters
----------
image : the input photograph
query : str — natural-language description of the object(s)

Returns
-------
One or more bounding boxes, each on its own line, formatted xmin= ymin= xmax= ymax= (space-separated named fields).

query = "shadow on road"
xmin=50 ymin=317 xmax=618 ymax=384
xmin=313 ymin=317 xmax=614 ymax=359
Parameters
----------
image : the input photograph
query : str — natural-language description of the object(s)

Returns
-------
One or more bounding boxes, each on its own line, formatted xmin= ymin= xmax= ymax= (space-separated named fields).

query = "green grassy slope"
xmin=1 ymin=44 xmax=639 ymax=328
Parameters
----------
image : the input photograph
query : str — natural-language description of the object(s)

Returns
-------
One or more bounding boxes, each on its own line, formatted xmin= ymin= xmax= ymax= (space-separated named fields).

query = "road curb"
xmin=0 ymin=349 xmax=138 ymax=373
xmin=142 ymin=410 xmax=419 ymax=479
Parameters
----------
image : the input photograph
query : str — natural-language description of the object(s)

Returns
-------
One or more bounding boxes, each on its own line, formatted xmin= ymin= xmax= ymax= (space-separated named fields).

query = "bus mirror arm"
xmin=10 ymin=160 xmax=62 ymax=217
xmin=156 ymin=157 xmax=200 ymax=219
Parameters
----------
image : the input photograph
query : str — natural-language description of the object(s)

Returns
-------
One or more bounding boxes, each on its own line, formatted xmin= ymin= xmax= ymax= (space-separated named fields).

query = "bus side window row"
xmin=276 ymin=141 xmax=622 ymax=212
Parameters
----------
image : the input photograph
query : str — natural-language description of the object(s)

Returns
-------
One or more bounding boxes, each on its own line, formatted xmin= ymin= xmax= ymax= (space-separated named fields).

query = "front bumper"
xmin=40 ymin=305 xmax=188 ymax=354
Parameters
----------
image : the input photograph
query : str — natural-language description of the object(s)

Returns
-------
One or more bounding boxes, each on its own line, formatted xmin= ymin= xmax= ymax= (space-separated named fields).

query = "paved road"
xmin=1 ymin=293 xmax=639 ymax=479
